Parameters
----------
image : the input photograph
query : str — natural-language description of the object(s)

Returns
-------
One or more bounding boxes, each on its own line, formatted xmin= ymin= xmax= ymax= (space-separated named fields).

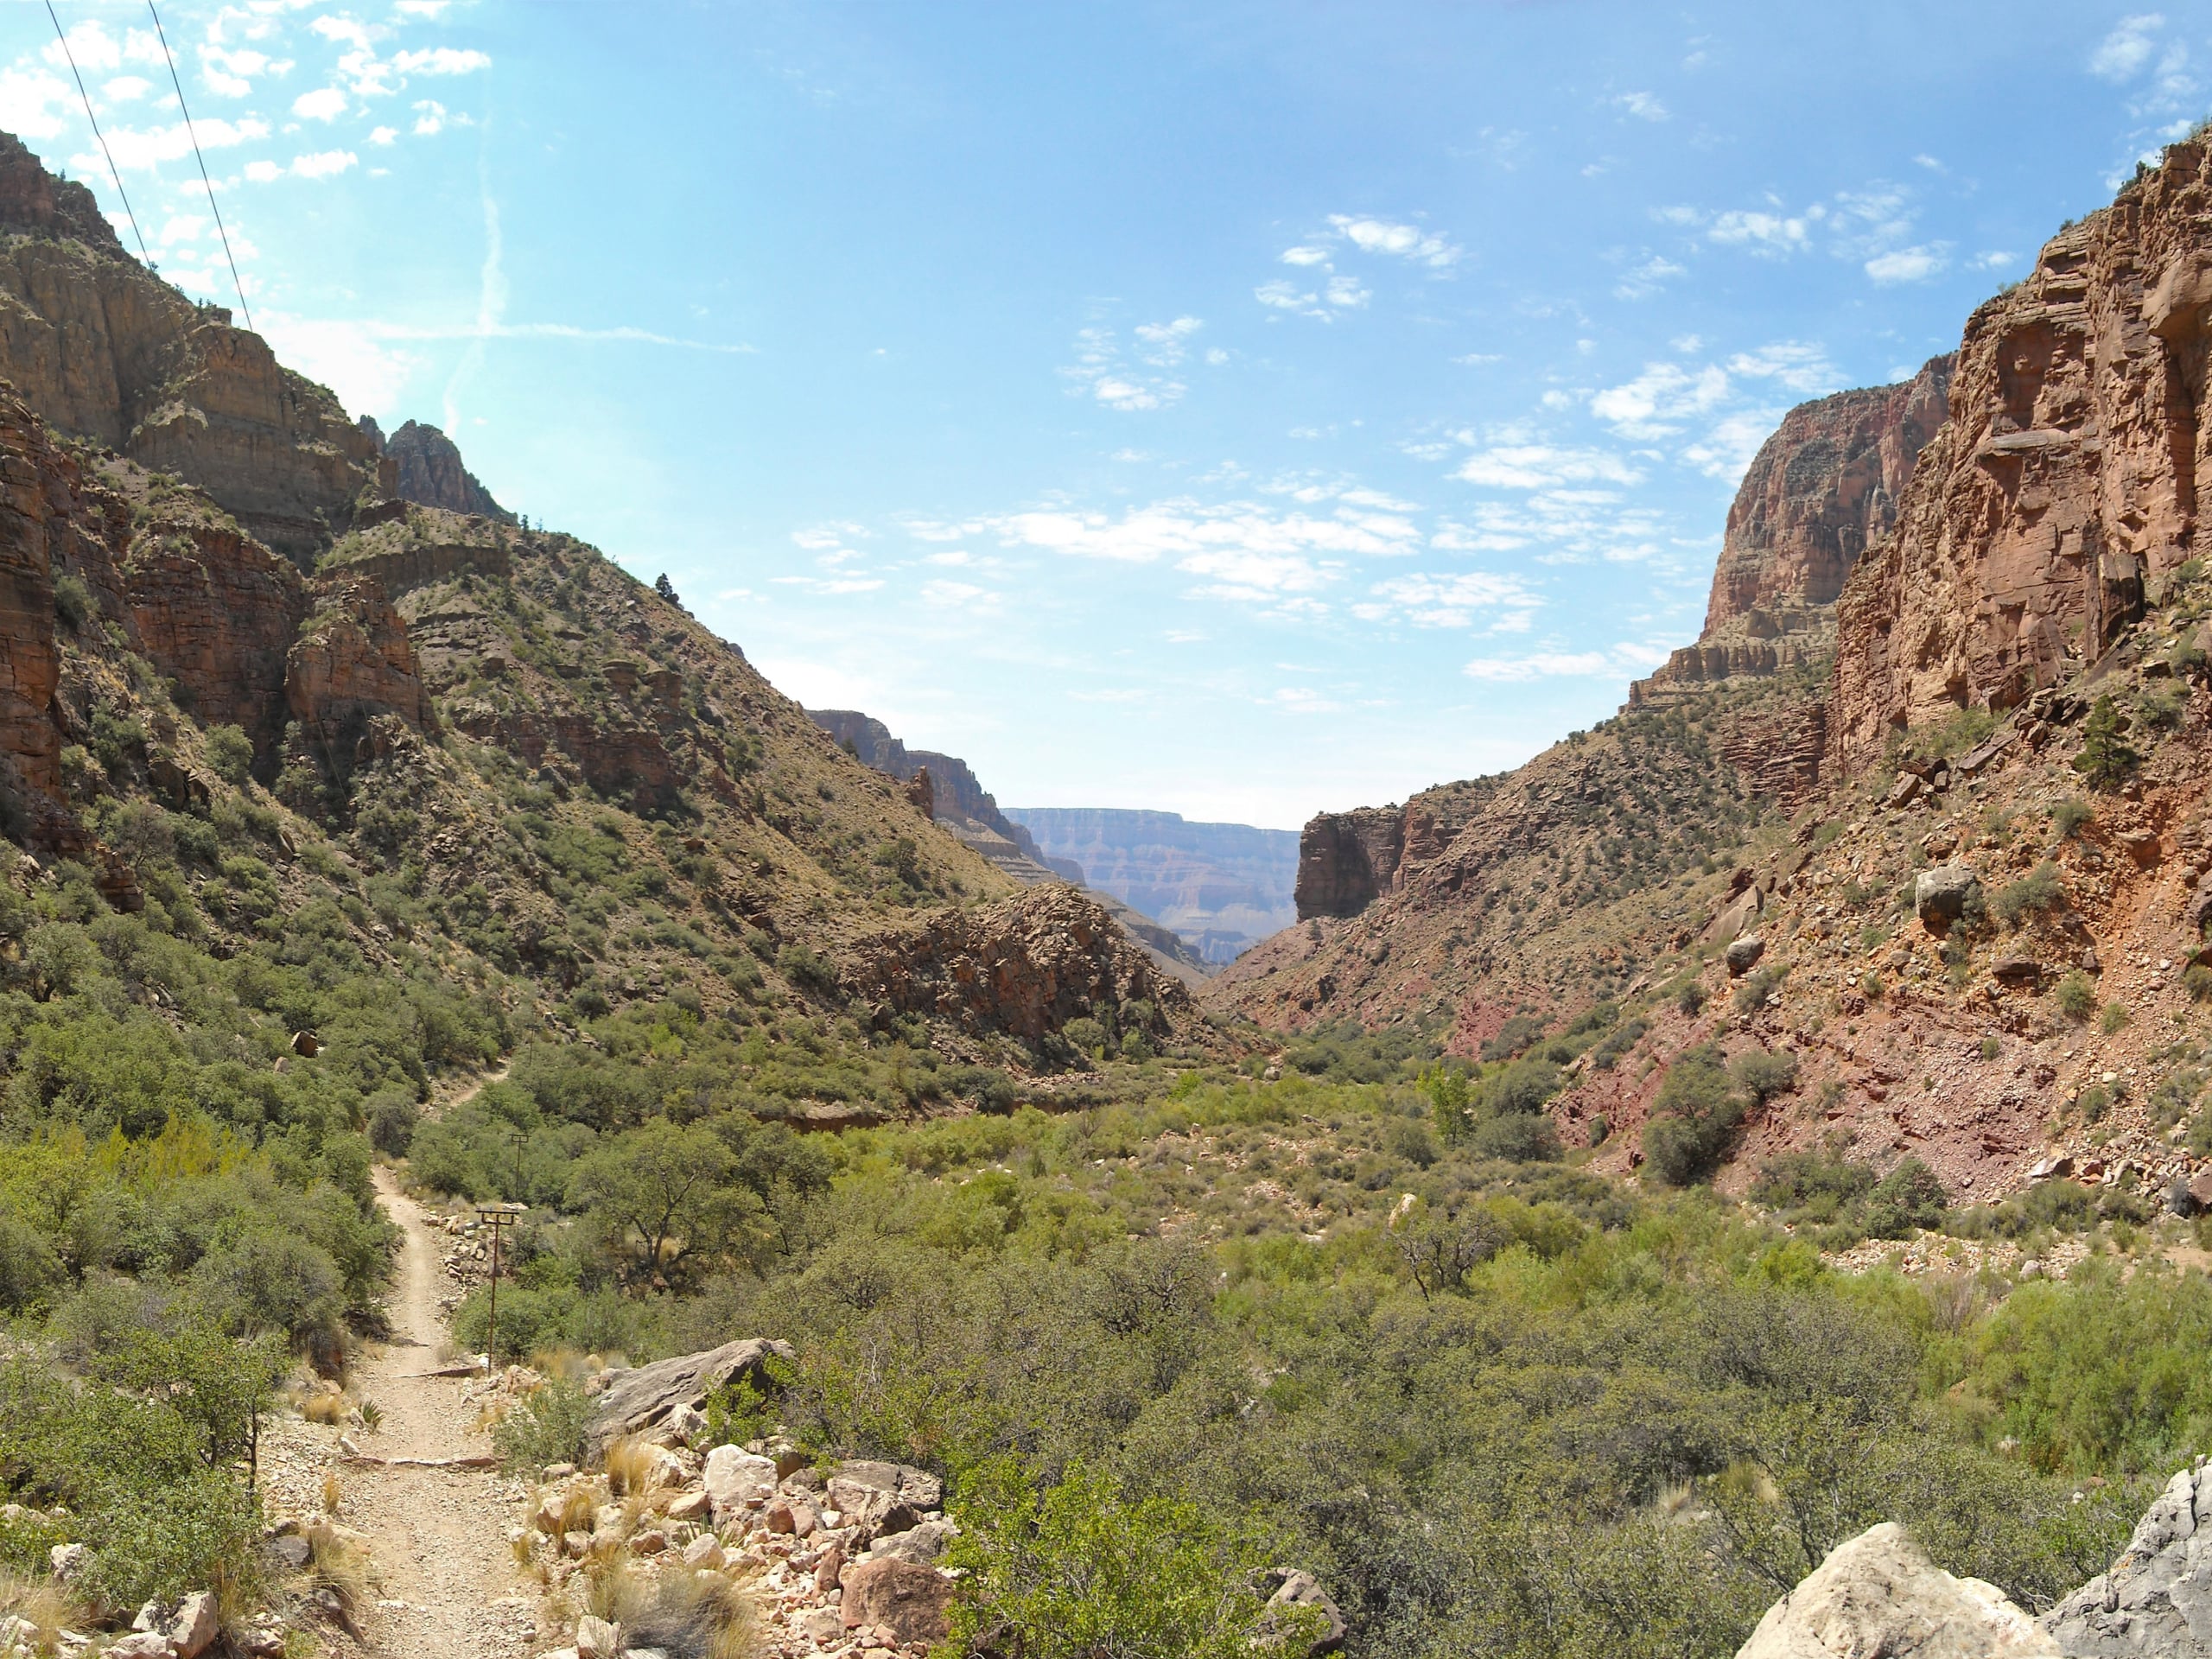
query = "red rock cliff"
xmin=1832 ymin=139 xmax=2212 ymax=764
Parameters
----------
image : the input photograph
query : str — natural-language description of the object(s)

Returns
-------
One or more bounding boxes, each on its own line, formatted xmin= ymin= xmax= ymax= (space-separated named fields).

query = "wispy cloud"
xmin=1463 ymin=642 xmax=1670 ymax=681
xmin=2091 ymin=14 xmax=2164 ymax=80
xmin=1614 ymin=91 xmax=1668 ymax=121
xmin=1062 ymin=316 xmax=1204 ymax=410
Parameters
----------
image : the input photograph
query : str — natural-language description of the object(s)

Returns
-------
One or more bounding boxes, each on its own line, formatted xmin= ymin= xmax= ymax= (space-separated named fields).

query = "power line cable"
xmin=145 ymin=0 xmax=253 ymax=331
xmin=45 ymin=0 xmax=150 ymax=263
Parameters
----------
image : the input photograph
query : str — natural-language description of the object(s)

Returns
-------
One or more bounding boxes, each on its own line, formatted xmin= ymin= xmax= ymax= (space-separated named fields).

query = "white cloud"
xmin=103 ymin=75 xmax=151 ymax=103
xmin=396 ymin=0 xmax=452 ymax=15
xmin=1280 ymin=245 xmax=1330 ymax=266
xmin=156 ymin=213 xmax=207 ymax=246
xmin=1971 ymin=250 xmax=2017 ymax=270
xmin=88 ymin=116 xmax=271 ymax=170
xmin=413 ymin=99 xmax=448 ymax=136
xmin=1061 ymin=321 xmax=1192 ymax=410
xmin=920 ymin=579 xmax=999 ymax=611
xmin=1454 ymin=444 xmax=1643 ymax=490
xmin=1681 ymin=410 xmax=1788 ymax=480
xmin=1359 ymin=569 xmax=1542 ymax=629
xmin=290 ymin=149 xmax=358 ymax=179
xmin=2091 ymin=14 xmax=2164 ymax=80
xmin=1327 ymin=214 xmax=1461 ymax=268
xmin=1462 ymin=643 xmax=1671 ymax=682
xmin=1865 ymin=245 xmax=1947 ymax=283
xmin=992 ymin=495 xmax=1424 ymax=580
xmin=293 ymin=86 xmax=347 ymax=120
xmin=1707 ymin=209 xmax=1809 ymax=252
xmin=369 ymin=125 xmax=397 ymax=145
xmin=1615 ymin=254 xmax=1686 ymax=300
xmin=391 ymin=47 xmax=492 ymax=75
xmin=244 ymin=159 xmax=283 ymax=183
xmin=1615 ymin=91 xmax=1668 ymax=120
xmin=1590 ymin=361 xmax=1730 ymax=436
xmin=311 ymin=17 xmax=378 ymax=54
xmin=1723 ymin=340 xmax=1839 ymax=393
xmin=1325 ymin=274 xmax=1370 ymax=308
xmin=256 ymin=315 xmax=416 ymax=416
xmin=0 ymin=67 xmax=73 ymax=140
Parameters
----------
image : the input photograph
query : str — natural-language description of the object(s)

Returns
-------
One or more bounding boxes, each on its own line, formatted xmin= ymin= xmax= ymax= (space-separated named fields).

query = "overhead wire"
xmin=145 ymin=0 xmax=254 ymax=332
xmin=44 ymin=0 xmax=149 ymax=263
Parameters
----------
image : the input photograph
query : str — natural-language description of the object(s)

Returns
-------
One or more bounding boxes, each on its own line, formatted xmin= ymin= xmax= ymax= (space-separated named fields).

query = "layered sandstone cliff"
xmin=1830 ymin=143 xmax=2212 ymax=764
xmin=1294 ymin=779 xmax=1501 ymax=921
xmin=0 ymin=134 xmax=380 ymax=562
xmin=1631 ymin=358 xmax=1951 ymax=705
xmin=363 ymin=417 xmax=513 ymax=522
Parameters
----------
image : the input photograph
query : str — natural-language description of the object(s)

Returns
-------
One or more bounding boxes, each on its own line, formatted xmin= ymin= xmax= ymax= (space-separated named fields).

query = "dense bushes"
xmin=1643 ymin=1044 xmax=1747 ymax=1185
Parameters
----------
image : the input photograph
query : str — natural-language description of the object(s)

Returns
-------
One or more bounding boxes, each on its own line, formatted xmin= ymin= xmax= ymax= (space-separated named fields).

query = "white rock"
xmin=575 ymin=1616 xmax=621 ymax=1659
xmin=48 ymin=1543 xmax=86 ymax=1581
xmin=1735 ymin=1522 xmax=2056 ymax=1658
xmin=702 ymin=1445 xmax=779 ymax=1514
xmin=168 ymin=1592 xmax=219 ymax=1659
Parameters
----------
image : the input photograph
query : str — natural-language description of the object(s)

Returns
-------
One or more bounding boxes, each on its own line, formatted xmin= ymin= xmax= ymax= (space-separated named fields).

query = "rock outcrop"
xmin=2044 ymin=1462 xmax=2212 ymax=1656
xmin=584 ymin=1338 xmax=795 ymax=1456
xmin=848 ymin=885 xmax=1195 ymax=1044
xmin=365 ymin=418 xmax=513 ymax=523
xmin=807 ymin=708 xmax=1065 ymax=869
xmin=1735 ymin=1522 xmax=2058 ymax=1658
xmin=1294 ymin=779 xmax=1500 ymax=921
xmin=1631 ymin=359 xmax=1951 ymax=707
xmin=0 ymin=135 xmax=380 ymax=563
xmin=1832 ymin=143 xmax=2212 ymax=765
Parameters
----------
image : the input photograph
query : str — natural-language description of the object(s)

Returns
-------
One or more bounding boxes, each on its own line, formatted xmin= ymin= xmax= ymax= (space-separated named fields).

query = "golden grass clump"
xmin=0 ymin=1567 xmax=88 ymax=1653
xmin=302 ymin=1391 xmax=350 ymax=1427
xmin=536 ymin=1483 xmax=600 ymax=1539
xmin=302 ymin=1518 xmax=376 ymax=1624
xmin=321 ymin=1471 xmax=343 ymax=1516
xmin=602 ymin=1434 xmax=667 ymax=1501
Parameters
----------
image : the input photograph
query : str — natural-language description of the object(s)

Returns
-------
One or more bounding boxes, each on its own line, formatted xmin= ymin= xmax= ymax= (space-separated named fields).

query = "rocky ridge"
xmin=361 ymin=417 xmax=514 ymax=523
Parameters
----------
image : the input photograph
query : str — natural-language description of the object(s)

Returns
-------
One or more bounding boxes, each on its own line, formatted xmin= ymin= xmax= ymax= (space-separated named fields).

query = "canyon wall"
xmin=1004 ymin=807 xmax=1299 ymax=963
xmin=1293 ymin=779 xmax=1503 ymax=922
xmin=1831 ymin=144 xmax=2212 ymax=764
xmin=361 ymin=417 xmax=514 ymax=523
xmin=0 ymin=137 xmax=379 ymax=564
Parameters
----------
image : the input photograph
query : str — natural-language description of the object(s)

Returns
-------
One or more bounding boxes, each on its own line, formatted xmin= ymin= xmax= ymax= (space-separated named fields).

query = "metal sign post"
xmin=472 ymin=1205 xmax=525 ymax=1363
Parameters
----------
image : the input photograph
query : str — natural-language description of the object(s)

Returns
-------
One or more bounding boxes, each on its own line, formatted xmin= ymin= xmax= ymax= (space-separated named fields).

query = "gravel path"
xmin=340 ymin=1165 xmax=540 ymax=1657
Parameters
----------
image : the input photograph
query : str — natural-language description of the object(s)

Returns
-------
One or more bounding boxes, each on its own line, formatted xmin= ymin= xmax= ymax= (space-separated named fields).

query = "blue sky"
xmin=3 ymin=3 xmax=2206 ymax=826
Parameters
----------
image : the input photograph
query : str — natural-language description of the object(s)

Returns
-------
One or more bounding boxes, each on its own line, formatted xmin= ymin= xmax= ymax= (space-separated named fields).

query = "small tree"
xmin=1389 ymin=1198 xmax=1512 ymax=1300
xmin=566 ymin=1120 xmax=766 ymax=1287
xmin=2073 ymin=696 xmax=2139 ymax=789
xmin=1420 ymin=1065 xmax=1472 ymax=1145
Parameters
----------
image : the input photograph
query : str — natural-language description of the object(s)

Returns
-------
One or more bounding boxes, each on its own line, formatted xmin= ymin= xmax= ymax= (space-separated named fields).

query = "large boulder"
xmin=868 ymin=1518 xmax=960 ymax=1565
xmin=583 ymin=1338 xmax=791 ymax=1455
xmin=2044 ymin=1463 xmax=2212 ymax=1655
xmin=1916 ymin=865 xmax=1981 ymax=933
xmin=1736 ymin=1522 xmax=2057 ymax=1658
xmin=842 ymin=1558 xmax=953 ymax=1645
xmin=1263 ymin=1569 xmax=1347 ymax=1656
xmin=827 ymin=1459 xmax=943 ymax=1545
xmin=702 ymin=1446 xmax=779 ymax=1516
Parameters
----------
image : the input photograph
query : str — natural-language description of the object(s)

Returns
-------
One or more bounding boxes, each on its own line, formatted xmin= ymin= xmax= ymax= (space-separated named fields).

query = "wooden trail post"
xmin=473 ymin=1204 xmax=524 ymax=1364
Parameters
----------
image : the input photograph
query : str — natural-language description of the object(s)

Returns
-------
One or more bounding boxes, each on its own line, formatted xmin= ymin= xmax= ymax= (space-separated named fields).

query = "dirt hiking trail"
xmin=340 ymin=1164 xmax=538 ymax=1656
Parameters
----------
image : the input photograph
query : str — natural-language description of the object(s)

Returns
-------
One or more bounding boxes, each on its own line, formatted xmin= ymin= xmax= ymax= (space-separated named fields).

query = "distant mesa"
xmin=805 ymin=709 xmax=1211 ymax=981
xmin=1004 ymin=808 xmax=1300 ymax=966
xmin=359 ymin=416 xmax=515 ymax=524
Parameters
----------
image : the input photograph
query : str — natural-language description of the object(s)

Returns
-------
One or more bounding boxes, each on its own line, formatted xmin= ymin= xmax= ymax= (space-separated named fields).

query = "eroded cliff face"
xmin=365 ymin=418 xmax=513 ymax=523
xmin=0 ymin=134 xmax=379 ymax=563
xmin=1294 ymin=781 xmax=1502 ymax=921
xmin=1832 ymin=140 xmax=2212 ymax=765
xmin=1631 ymin=359 xmax=1951 ymax=706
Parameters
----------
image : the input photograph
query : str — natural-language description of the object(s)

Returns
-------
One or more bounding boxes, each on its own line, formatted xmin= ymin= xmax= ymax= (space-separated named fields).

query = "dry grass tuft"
xmin=0 ymin=1567 xmax=88 ymax=1652
xmin=529 ymin=1345 xmax=594 ymax=1383
xmin=627 ymin=1567 xmax=763 ymax=1659
xmin=321 ymin=1471 xmax=343 ymax=1516
xmin=602 ymin=1434 xmax=664 ymax=1500
xmin=302 ymin=1518 xmax=376 ymax=1623
xmin=537 ymin=1483 xmax=600 ymax=1539
xmin=302 ymin=1391 xmax=350 ymax=1427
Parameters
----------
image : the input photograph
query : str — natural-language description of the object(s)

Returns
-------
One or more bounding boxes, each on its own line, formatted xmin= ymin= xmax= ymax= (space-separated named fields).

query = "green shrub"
xmin=777 ymin=943 xmax=840 ymax=996
xmin=2101 ymin=1001 xmax=2131 ymax=1035
xmin=944 ymin=1457 xmax=1304 ymax=1659
xmin=2051 ymin=798 xmax=2094 ymax=839
xmin=491 ymin=1376 xmax=592 ymax=1474
xmin=1992 ymin=862 xmax=2065 ymax=926
xmin=2055 ymin=972 xmax=2098 ymax=1020
xmin=204 ymin=725 xmax=254 ymax=788
xmin=1728 ymin=1049 xmax=1799 ymax=1104
xmin=1468 ymin=1111 xmax=1561 ymax=1163
xmin=1751 ymin=1147 xmax=1876 ymax=1222
xmin=1642 ymin=1044 xmax=1745 ymax=1186
xmin=1479 ymin=1014 xmax=1547 ymax=1062
xmin=51 ymin=571 xmax=96 ymax=632
xmin=2073 ymin=698 xmax=2139 ymax=789
xmin=1482 ymin=1057 xmax=1562 ymax=1116
xmin=1864 ymin=1159 xmax=1948 ymax=1238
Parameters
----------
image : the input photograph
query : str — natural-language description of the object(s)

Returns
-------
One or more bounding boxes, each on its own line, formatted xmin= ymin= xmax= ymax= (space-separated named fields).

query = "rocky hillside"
xmin=1005 ymin=806 xmax=1300 ymax=963
xmin=0 ymin=131 xmax=1188 ymax=1078
xmin=1214 ymin=130 xmax=2212 ymax=1208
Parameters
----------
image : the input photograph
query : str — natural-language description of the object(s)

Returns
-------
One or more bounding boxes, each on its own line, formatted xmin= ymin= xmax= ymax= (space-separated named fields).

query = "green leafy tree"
xmin=1419 ymin=1065 xmax=1472 ymax=1145
xmin=566 ymin=1119 xmax=766 ymax=1287
xmin=945 ymin=1457 xmax=1319 ymax=1659
xmin=2073 ymin=696 xmax=2139 ymax=789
